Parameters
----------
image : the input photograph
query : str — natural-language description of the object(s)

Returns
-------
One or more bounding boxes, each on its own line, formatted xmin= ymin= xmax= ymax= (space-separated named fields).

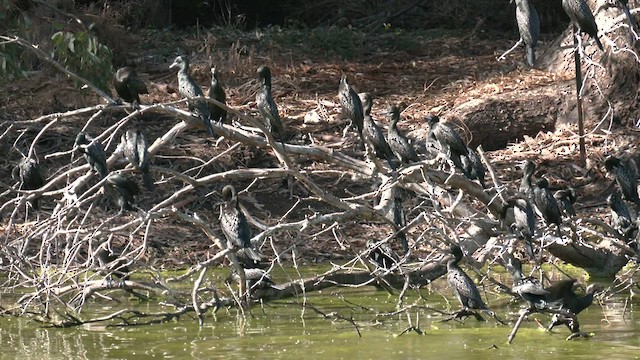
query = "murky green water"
xmin=1 ymin=273 xmax=639 ymax=360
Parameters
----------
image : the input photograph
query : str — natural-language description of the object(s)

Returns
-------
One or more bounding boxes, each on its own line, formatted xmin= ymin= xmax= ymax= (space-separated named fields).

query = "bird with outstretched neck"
xmin=513 ymin=0 xmax=540 ymax=66
xmin=256 ymin=65 xmax=284 ymax=140
xmin=12 ymin=157 xmax=45 ymax=210
xmin=546 ymin=279 xmax=600 ymax=334
xmin=169 ymin=56 xmax=213 ymax=136
xmin=219 ymin=185 xmax=263 ymax=266
xmin=562 ymin=0 xmax=604 ymax=50
xmin=386 ymin=105 xmax=419 ymax=164
xmin=121 ymin=129 xmax=153 ymax=190
xmin=114 ymin=66 xmax=148 ymax=108
xmin=208 ymin=67 xmax=227 ymax=125
xmin=75 ymin=132 xmax=109 ymax=179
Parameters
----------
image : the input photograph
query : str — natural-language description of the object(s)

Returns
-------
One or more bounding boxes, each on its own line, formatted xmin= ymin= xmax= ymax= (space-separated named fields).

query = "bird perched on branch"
xmin=359 ymin=92 xmax=396 ymax=166
xmin=121 ymin=129 xmax=153 ymax=190
xmin=256 ymin=65 xmax=284 ymax=139
xmin=104 ymin=173 xmax=139 ymax=214
xmin=12 ymin=157 xmax=45 ymax=210
xmin=169 ymin=55 xmax=213 ymax=136
xmin=225 ymin=267 xmax=279 ymax=293
xmin=461 ymin=146 xmax=486 ymax=188
xmin=519 ymin=160 xmax=536 ymax=201
xmin=219 ymin=185 xmax=263 ymax=265
xmin=607 ymin=191 xmax=636 ymax=239
xmin=562 ymin=0 xmax=604 ymax=50
xmin=208 ymin=67 xmax=227 ymax=125
xmin=513 ymin=0 xmax=540 ymax=66
xmin=604 ymin=155 xmax=640 ymax=209
xmin=426 ymin=115 xmax=472 ymax=178
xmin=94 ymin=244 xmax=130 ymax=283
xmin=500 ymin=197 xmax=537 ymax=260
xmin=534 ymin=178 xmax=562 ymax=229
xmin=114 ymin=66 xmax=148 ymax=108
xmin=504 ymin=255 xmax=549 ymax=310
xmin=386 ymin=105 xmax=419 ymax=164
xmin=554 ymin=188 xmax=577 ymax=218
xmin=75 ymin=132 xmax=108 ymax=179
xmin=366 ymin=239 xmax=401 ymax=270
xmin=447 ymin=244 xmax=501 ymax=322
xmin=338 ymin=75 xmax=364 ymax=142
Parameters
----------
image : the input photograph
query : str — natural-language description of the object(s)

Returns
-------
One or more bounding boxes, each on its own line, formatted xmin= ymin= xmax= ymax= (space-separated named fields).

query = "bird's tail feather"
xmin=526 ymin=45 xmax=536 ymax=66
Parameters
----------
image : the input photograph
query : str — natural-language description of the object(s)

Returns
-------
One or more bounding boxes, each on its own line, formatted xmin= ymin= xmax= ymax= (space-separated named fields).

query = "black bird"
xmin=338 ymin=75 xmax=364 ymax=140
xmin=604 ymin=155 xmax=640 ymax=208
xmin=366 ymin=239 xmax=401 ymax=270
xmin=554 ymin=188 xmax=577 ymax=218
xmin=225 ymin=267 xmax=278 ymax=292
xmin=505 ymin=255 xmax=549 ymax=310
xmin=426 ymin=115 xmax=472 ymax=178
xmin=534 ymin=178 xmax=563 ymax=229
xmin=562 ymin=0 xmax=604 ymax=51
xmin=519 ymin=160 xmax=536 ymax=201
xmin=546 ymin=279 xmax=599 ymax=333
xmin=208 ymin=67 xmax=227 ymax=124
xmin=114 ymin=66 xmax=148 ymax=107
xmin=219 ymin=185 xmax=263 ymax=263
xmin=501 ymin=197 xmax=537 ymax=260
xmin=386 ymin=105 xmax=419 ymax=164
xmin=94 ymin=245 xmax=130 ymax=282
xmin=359 ymin=93 xmax=396 ymax=164
xmin=461 ymin=146 xmax=486 ymax=188
xmin=607 ymin=191 xmax=636 ymax=239
xmin=121 ymin=129 xmax=153 ymax=190
xmin=514 ymin=0 xmax=540 ymax=66
xmin=169 ymin=56 xmax=213 ymax=136
xmin=75 ymin=132 xmax=108 ymax=179
xmin=104 ymin=173 xmax=139 ymax=214
xmin=447 ymin=244 xmax=498 ymax=320
xmin=12 ymin=157 xmax=45 ymax=209
xmin=256 ymin=65 xmax=284 ymax=139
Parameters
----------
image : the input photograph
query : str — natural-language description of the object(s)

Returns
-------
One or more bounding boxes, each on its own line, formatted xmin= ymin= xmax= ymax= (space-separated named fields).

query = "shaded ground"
xmin=1 ymin=25 xmax=637 ymax=268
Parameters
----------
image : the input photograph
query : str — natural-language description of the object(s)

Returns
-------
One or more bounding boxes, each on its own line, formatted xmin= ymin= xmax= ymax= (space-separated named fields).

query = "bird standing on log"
xmin=114 ymin=66 xmax=148 ymax=108
xmin=562 ymin=0 xmax=604 ymax=50
xmin=121 ymin=129 xmax=153 ymax=190
xmin=75 ymin=132 xmax=108 ymax=179
xmin=104 ymin=173 xmax=139 ymax=214
xmin=426 ymin=115 xmax=472 ymax=178
xmin=12 ymin=157 xmax=45 ymax=210
xmin=256 ymin=65 xmax=284 ymax=139
xmin=505 ymin=256 xmax=549 ymax=310
xmin=219 ymin=185 xmax=263 ymax=265
xmin=461 ymin=146 xmax=486 ymax=188
xmin=386 ymin=105 xmax=419 ymax=164
xmin=366 ymin=239 xmax=401 ymax=270
xmin=554 ymin=188 xmax=577 ymax=218
xmin=169 ymin=56 xmax=214 ymax=136
xmin=514 ymin=0 xmax=540 ymax=66
xmin=607 ymin=191 xmax=636 ymax=239
xmin=208 ymin=67 xmax=227 ymax=124
xmin=338 ymin=75 xmax=365 ymax=143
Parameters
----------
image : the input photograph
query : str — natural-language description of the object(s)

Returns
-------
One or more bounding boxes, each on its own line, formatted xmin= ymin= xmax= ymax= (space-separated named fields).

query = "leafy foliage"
xmin=50 ymin=27 xmax=113 ymax=94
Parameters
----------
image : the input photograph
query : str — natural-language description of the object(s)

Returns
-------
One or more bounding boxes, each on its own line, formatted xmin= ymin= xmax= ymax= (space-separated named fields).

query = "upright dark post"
xmin=572 ymin=24 xmax=586 ymax=167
